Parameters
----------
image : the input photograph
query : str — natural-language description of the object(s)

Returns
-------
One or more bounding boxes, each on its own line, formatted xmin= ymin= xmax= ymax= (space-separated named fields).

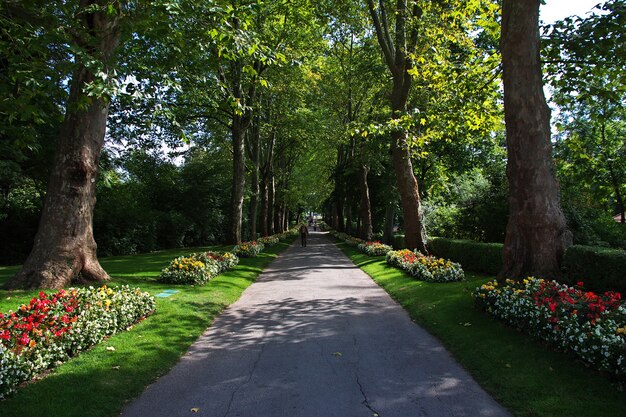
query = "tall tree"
xmin=366 ymin=0 xmax=427 ymax=252
xmin=7 ymin=0 xmax=124 ymax=289
xmin=498 ymin=0 xmax=571 ymax=280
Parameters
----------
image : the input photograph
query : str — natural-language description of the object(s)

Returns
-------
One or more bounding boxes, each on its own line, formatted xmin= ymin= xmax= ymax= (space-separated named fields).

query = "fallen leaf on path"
xmin=332 ymin=352 xmax=342 ymax=357
xmin=190 ymin=408 xmax=200 ymax=412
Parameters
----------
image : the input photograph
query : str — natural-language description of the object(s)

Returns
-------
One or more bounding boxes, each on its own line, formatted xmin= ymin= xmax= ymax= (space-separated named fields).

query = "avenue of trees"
xmin=0 ymin=0 xmax=624 ymax=288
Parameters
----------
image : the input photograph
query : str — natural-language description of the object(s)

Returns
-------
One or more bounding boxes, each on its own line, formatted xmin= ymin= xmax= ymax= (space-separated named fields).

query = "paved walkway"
xmin=121 ymin=231 xmax=511 ymax=417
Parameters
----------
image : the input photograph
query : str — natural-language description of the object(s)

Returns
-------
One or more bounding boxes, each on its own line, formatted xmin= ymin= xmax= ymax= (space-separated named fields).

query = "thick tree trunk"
xmin=390 ymin=128 xmax=427 ymax=253
xmin=6 ymin=1 xmax=120 ymax=289
xmin=499 ymin=0 xmax=571 ymax=280
xmin=229 ymin=124 xmax=246 ymax=244
xmin=345 ymin=205 xmax=353 ymax=235
xmin=359 ymin=165 xmax=373 ymax=241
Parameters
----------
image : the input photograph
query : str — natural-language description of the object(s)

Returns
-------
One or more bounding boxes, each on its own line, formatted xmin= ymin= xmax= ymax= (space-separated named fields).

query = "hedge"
xmin=394 ymin=236 xmax=626 ymax=293
xmin=562 ymin=245 xmax=626 ymax=294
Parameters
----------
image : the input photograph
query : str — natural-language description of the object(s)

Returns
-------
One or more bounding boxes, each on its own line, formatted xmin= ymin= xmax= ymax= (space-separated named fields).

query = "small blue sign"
xmin=155 ymin=289 xmax=179 ymax=298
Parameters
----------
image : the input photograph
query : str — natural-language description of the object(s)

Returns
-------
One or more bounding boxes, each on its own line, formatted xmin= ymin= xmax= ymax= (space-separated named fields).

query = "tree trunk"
xmin=359 ymin=165 xmax=373 ymax=241
xmin=248 ymin=116 xmax=260 ymax=240
xmin=259 ymin=177 xmax=268 ymax=237
xmin=383 ymin=203 xmax=395 ymax=245
xmin=267 ymin=171 xmax=275 ymax=235
xmin=229 ymin=123 xmax=246 ymax=244
xmin=499 ymin=0 xmax=571 ymax=280
xmin=6 ymin=1 xmax=120 ymax=289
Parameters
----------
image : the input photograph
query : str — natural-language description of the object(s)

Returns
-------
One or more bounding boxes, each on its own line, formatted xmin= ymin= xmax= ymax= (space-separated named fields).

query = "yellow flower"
xmin=616 ymin=327 xmax=626 ymax=335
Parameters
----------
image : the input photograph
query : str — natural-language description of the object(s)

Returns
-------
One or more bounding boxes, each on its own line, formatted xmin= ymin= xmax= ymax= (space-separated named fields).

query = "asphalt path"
xmin=120 ymin=231 xmax=512 ymax=417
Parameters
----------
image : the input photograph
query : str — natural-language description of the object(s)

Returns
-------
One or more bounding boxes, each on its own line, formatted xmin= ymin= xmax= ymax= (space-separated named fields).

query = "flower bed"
xmin=258 ymin=235 xmax=280 ymax=247
xmin=198 ymin=251 xmax=239 ymax=272
xmin=358 ymin=241 xmax=393 ymax=256
xmin=0 ymin=285 xmax=155 ymax=399
xmin=159 ymin=255 xmax=220 ymax=285
xmin=233 ymin=241 xmax=265 ymax=258
xmin=386 ymin=249 xmax=464 ymax=282
xmin=474 ymin=278 xmax=626 ymax=377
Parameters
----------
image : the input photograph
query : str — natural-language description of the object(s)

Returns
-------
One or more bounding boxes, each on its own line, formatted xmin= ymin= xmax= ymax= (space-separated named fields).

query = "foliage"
xmin=357 ymin=241 xmax=392 ymax=256
xmin=198 ymin=251 xmax=240 ymax=272
xmin=0 ymin=285 xmax=155 ymax=399
xmin=258 ymin=235 xmax=279 ymax=247
xmin=563 ymin=246 xmax=626 ymax=294
xmin=422 ymin=166 xmax=508 ymax=243
xmin=233 ymin=241 xmax=264 ymax=258
xmin=428 ymin=237 xmax=503 ymax=275
xmin=158 ymin=255 xmax=220 ymax=285
xmin=386 ymin=249 xmax=464 ymax=283
xmin=474 ymin=278 xmax=626 ymax=377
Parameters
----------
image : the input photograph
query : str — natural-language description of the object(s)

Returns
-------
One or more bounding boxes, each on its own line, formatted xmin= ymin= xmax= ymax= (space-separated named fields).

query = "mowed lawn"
xmin=337 ymin=242 xmax=626 ymax=417
xmin=0 ymin=240 xmax=294 ymax=417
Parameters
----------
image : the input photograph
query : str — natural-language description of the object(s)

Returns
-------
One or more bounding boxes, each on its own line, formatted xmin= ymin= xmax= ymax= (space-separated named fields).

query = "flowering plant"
xmin=474 ymin=278 xmax=626 ymax=376
xmin=197 ymin=251 xmax=239 ymax=272
xmin=233 ymin=241 xmax=265 ymax=258
xmin=0 ymin=285 xmax=155 ymax=398
xmin=386 ymin=249 xmax=464 ymax=282
xmin=159 ymin=255 xmax=220 ymax=285
xmin=258 ymin=235 xmax=279 ymax=247
xmin=358 ymin=241 xmax=393 ymax=256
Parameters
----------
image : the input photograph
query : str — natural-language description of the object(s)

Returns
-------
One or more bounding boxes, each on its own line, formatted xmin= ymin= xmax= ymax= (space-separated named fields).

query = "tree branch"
xmin=366 ymin=0 xmax=397 ymax=75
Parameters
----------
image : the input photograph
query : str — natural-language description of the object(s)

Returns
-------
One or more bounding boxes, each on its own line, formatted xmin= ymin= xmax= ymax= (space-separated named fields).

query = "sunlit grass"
xmin=0 ymin=240 xmax=294 ymax=417
xmin=338 ymin=242 xmax=626 ymax=417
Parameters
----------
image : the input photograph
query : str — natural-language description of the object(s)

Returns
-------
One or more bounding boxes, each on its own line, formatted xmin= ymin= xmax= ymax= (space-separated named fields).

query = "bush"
xmin=258 ymin=235 xmax=279 ymax=247
xmin=197 ymin=251 xmax=239 ymax=273
xmin=386 ymin=249 xmax=464 ymax=283
xmin=0 ymin=286 xmax=155 ymax=399
xmin=392 ymin=234 xmax=405 ymax=250
xmin=474 ymin=278 xmax=626 ymax=377
xmin=357 ymin=241 xmax=393 ymax=256
xmin=233 ymin=241 xmax=264 ymax=258
xmin=159 ymin=255 xmax=220 ymax=285
xmin=563 ymin=245 xmax=626 ymax=294
xmin=428 ymin=238 xmax=503 ymax=275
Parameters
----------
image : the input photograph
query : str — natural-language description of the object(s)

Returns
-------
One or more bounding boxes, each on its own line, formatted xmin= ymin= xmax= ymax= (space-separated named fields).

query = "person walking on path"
xmin=299 ymin=224 xmax=308 ymax=247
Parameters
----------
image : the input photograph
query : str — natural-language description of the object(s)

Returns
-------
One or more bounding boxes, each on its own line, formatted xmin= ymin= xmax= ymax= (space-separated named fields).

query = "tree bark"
xmin=6 ymin=1 xmax=121 ymax=289
xmin=259 ymin=176 xmax=268 ymax=237
xmin=359 ymin=165 xmax=373 ymax=240
xmin=499 ymin=0 xmax=571 ymax=280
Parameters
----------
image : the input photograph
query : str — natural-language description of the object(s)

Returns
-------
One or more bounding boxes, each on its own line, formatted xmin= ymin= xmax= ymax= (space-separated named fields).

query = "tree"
xmin=498 ymin=0 xmax=571 ymax=281
xmin=366 ymin=0 xmax=428 ymax=252
xmin=6 ymin=1 xmax=127 ymax=289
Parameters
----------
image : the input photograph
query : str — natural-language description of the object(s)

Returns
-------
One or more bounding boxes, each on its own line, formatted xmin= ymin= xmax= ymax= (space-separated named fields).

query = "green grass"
xmin=0 ymin=240 xmax=294 ymax=417
xmin=338 ymin=242 xmax=626 ymax=417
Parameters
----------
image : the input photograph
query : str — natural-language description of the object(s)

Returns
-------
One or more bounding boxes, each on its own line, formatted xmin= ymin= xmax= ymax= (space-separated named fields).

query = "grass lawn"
xmin=0 ymin=240 xmax=294 ymax=417
xmin=338 ymin=242 xmax=626 ymax=417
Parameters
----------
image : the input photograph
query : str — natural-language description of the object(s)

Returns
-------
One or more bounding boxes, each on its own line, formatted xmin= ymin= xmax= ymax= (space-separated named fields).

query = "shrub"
xmin=563 ymin=245 xmax=626 ymax=294
xmin=197 ymin=251 xmax=239 ymax=273
xmin=233 ymin=241 xmax=264 ymax=258
xmin=358 ymin=241 xmax=393 ymax=256
xmin=159 ymin=255 xmax=220 ymax=285
xmin=0 ymin=286 xmax=155 ymax=399
xmin=474 ymin=278 xmax=626 ymax=377
xmin=258 ymin=235 xmax=279 ymax=247
xmin=392 ymin=234 xmax=405 ymax=250
xmin=428 ymin=238 xmax=503 ymax=275
xmin=386 ymin=249 xmax=464 ymax=283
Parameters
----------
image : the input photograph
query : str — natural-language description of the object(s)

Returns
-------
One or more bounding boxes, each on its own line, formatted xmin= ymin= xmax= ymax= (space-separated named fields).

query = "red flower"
xmin=576 ymin=281 xmax=584 ymax=287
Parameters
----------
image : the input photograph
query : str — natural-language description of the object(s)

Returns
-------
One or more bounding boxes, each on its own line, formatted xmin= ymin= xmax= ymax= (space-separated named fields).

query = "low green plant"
xmin=158 ymin=255 xmax=219 ymax=285
xmin=233 ymin=241 xmax=265 ymax=257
